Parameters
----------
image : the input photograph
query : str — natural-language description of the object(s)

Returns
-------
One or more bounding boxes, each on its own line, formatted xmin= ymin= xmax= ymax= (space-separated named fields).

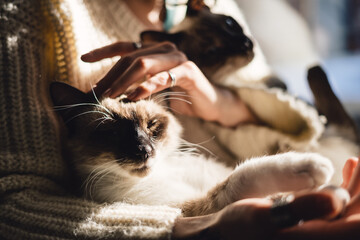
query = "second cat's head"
xmin=141 ymin=6 xmax=254 ymax=80
xmin=50 ymin=82 xmax=182 ymax=178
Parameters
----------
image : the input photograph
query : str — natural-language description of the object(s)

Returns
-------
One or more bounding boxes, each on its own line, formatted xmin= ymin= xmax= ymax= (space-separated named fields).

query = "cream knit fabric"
xmin=0 ymin=0 xmax=181 ymax=239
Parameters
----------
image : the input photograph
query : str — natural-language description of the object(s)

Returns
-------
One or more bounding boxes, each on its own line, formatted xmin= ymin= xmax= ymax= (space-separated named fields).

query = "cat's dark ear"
xmin=50 ymin=82 xmax=90 ymax=107
xmin=140 ymin=31 xmax=185 ymax=45
xmin=186 ymin=0 xmax=210 ymax=16
xmin=50 ymin=82 xmax=96 ymax=127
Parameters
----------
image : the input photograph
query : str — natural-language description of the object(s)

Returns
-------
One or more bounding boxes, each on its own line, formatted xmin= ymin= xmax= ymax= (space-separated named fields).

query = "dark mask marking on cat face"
xmin=141 ymin=8 xmax=254 ymax=79
xmin=50 ymin=82 xmax=175 ymax=177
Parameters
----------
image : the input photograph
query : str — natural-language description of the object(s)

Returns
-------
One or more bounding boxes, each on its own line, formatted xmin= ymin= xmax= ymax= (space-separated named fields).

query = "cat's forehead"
xmin=100 ymin=98 xmax=165 ymax=118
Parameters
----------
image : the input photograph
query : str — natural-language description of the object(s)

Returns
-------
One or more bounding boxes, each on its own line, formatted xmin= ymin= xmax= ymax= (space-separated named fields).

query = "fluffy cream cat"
xmin=51 ymin=82 xmax=333 ymax=216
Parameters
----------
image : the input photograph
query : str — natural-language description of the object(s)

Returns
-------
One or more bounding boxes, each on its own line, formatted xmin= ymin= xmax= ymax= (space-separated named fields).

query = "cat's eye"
xmin=225 ymin=17 xmax=235 ymax=29
xmin=147 ymin=118 xmax=164 ymax=139
xmin=147 ymin=119 xmax=157 ymax=129
xmin=224 ymin=17 xmax=242 ymax=34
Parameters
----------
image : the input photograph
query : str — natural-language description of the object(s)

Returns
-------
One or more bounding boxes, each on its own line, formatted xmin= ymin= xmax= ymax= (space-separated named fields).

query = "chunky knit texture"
xmin=0 ymin=0 xmax=181 ymax=239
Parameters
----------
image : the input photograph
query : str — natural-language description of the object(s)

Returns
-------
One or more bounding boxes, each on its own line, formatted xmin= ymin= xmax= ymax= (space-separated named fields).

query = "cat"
xmin=306 ymin=65 xmax=360 ymax=184
xmin=307 ymin=66 xmax=359 ymax=143
xmin=140 ymin=1 xmax=287 ymax=89
xmin=50 ymin=81 xmax=333 ymax=217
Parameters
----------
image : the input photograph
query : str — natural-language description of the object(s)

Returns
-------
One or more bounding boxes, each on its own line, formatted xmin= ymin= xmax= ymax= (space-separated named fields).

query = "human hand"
xmin=172 ymin=187 xmax=346 ymax=240
xmin=276 ymin=157 xmax=360 ymax=240
xmin=81 ymin=41 xmax=257 ymax=126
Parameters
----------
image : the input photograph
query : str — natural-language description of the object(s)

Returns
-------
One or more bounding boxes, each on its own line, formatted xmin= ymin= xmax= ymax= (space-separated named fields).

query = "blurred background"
xmin=236 ymin=0 xmax=360 ymax=126
xmin=288 ymin=0 xmax=360 ymax=114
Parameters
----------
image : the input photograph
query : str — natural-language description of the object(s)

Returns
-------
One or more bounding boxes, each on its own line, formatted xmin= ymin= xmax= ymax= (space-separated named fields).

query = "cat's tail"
xmin=307 ymin=65 xmax=359 ymax=143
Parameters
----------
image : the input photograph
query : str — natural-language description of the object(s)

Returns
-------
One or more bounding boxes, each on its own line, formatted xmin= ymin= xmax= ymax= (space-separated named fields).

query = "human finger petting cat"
xmin=83 ymin=41 xmax=256 ymax=126
xmin=125 ymin=71 xmax=178 ymax=100
xmin=84 ymin=41 xmax=186 ymax=97
xmin=81 ymin=41 xmax=150 ymax=62
xmin=124 ymin=60 xmax=256 ymax=126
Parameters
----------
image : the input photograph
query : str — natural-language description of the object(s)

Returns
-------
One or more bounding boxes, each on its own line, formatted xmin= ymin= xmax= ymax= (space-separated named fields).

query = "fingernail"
xmin=320 ymin=185 xmax=350 ymax=205
xmin=80 ymin=52 xmax=93 ymax=61
xmin=318 ymin=185 xmax=350 ymax=219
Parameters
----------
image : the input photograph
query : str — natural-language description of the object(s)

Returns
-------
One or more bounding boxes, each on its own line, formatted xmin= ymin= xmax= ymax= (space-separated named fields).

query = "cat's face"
xmin=51 ymin=82 xmax=182 ymax=178
xmin=141 ymin=8 xmax=254 ymax=80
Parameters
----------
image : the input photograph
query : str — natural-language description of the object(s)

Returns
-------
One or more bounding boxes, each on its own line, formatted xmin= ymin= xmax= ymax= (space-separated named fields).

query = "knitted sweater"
xmin=0 ymin=0 xmax=180 ymax=239
xmin=0 ymin=0 xmax=328 ymax=239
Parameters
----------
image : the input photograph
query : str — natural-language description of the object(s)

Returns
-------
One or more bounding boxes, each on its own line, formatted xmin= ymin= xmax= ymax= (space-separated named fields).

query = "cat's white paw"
xmin=229 ymin=152 xmax=335 ymax=199
xmin=277 ymin=152 xmax=334 ymax=190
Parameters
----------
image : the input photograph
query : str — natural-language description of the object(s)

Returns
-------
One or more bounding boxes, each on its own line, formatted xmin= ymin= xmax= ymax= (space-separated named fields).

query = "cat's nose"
xmin=137 ymin=144 xmax=154 ymax=161
xmin=243 ymin=37 xmax=253 ymax=51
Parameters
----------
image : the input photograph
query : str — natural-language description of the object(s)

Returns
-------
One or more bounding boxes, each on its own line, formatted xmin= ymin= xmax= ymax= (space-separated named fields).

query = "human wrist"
xmin=216 ymin=87 xmax=257 ymax=127
xmin=171 ymin=214 xmax=219 ymax=240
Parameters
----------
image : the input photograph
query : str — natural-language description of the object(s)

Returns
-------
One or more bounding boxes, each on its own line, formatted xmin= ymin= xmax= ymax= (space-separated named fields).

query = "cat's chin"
xmin=128 ymin=159 xmax=156 ymax=177
xmin=130 ymin=165 xmax=150 ymax=177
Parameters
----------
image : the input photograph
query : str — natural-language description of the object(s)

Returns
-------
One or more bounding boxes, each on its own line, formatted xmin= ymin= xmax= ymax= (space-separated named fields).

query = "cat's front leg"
xmin=227 ymin=152 xmax=334 ymax=200
xmin=182 ymin=152 xmax=333 ymax=217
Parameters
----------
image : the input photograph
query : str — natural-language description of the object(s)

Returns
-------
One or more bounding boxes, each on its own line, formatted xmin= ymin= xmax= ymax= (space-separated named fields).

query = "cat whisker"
xmin=65 ymin=110 xmax=111 ymax=124
xmin=90 ymin=116 xmax=114 ymax=129
xmin=84 ymin=160 xmax=119 ymax=200
xmin=89 ymin=84 xmax=114 ymax=118
xmin=53 ymin=103 xmax=106 ymax=110
xmin=91 ymin=169 xmax=116 ymax=199
xmin=157 ymin=97 xmax=193 ymax=105
xmin=153 ymin=91 xmax=189 ymax=98
xmin=161 ymin=106 xmax=184 ymax=115
xmin=179 ymin=138 xmax=217 ymax=158
xmin=84 ymin=165 xmax=107 ymax=199
xmin=152 ymin=91 xmax=191 ymax=102
xmin=54 ymin=103 xmax=114 ymax=121
xmin=95 ymin=118 xmax=111 ymax=129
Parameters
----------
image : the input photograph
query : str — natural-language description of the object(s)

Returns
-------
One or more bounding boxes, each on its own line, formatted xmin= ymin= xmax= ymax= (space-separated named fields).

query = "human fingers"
xmin=270 ymin=188 xmax=348 ymax=231
xmin=126 ymin=60 xmax=194 ymax=101
xmin=346 ymin=157 xmax=360 ymax=196
xmin=126 ymin=61 xmax=218 ymax=119
xmin=104 ymin=51 xmax=187 ymax=98
xmin=276 ymin=216 xmax=360 ymax=240
xmin=212 ymin=198 xmax=275 ymax=240
xmin=81 ymin=41 xmax=151 ymax=62
xmin=344 ymin=194 xmax=360 ymax=217
xmin=272 ymin=188 xmax=354 ymax=240
xmin=341 ymin=157 xmax=359 ymax=189
xmin=91 ymin=42 xmax=186 ymax=97
xmin=126 ymin=71 xmax=178 ymax=100
xmin=213 ymin=190 xmax=346 ymax=240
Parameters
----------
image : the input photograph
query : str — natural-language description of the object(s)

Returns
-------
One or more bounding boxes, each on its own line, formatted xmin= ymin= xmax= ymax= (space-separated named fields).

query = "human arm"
xmin=81 ymin=41 xmax=257 ymax=127
xmin=81 ymin=41 xmax=326 ymax=165
xmin=171 ymin=188 xmax=347 ymax=240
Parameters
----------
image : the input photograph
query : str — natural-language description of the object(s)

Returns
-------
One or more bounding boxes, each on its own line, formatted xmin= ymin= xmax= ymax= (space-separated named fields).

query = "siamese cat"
xmin=307 ymin=66 xmax=359 ymax=143
xmin=51 ymin=82 xmax=333 ymax=216
xmin=306 ymin=66 xmax=359 ymax=184
xmin=50 ymin=2 xmax=336 ymax=216
xmin=141 ymin=1 xmax=286 ymax=89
